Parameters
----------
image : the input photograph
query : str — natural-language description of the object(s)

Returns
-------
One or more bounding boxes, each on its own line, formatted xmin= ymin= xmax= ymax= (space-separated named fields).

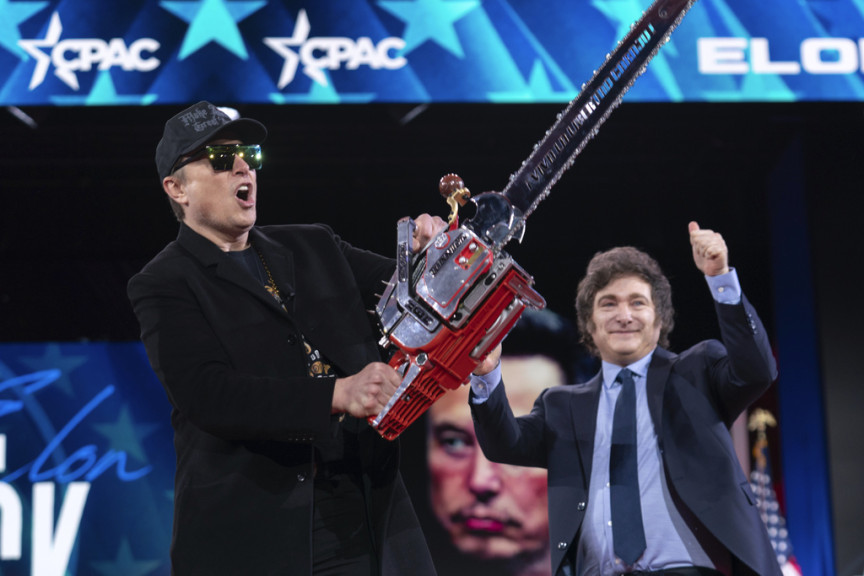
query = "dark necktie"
xmin=609 ymin=368 xmax=646 ymax=565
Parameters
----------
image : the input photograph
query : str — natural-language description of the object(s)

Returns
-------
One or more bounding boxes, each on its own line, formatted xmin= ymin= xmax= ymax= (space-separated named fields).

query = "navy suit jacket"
xmin=128 ymin=223 xmax=435 ymax=576
xmin=471 ymin=297 xmax=781 ymax=576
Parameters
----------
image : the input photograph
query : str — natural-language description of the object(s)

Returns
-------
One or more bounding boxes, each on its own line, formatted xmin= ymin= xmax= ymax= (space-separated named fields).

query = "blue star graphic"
xmin=377 ymin=0 xmax=480 ymax=58
xmin=703 ymin=72 xmax=799 ymax=103
xmin=160 ymin=0 xmax=266 ymax=60
xmin=593 ymin=0 xmax=683 ymax=100
xmin=50 ymin=70 xmax=158 ymax=106
xmin=488 ymin=60 xmax=576 ymax=103
xmin=592 ymin=0 xmax=646 ymax=42
xmin=593 ymin=0 xmax=681 ymax=58
xmin=91 ymin=539 xmax=162 ymax=576
xmin=268 ymin=69 xmax=377 ymax=104
xmin=92 ymin=404 xmax=161 ymax=464
xmin=0 ymin=0 xmax=48 ymax=59
xmin=20 ymin=344 xmax=87 ymax=397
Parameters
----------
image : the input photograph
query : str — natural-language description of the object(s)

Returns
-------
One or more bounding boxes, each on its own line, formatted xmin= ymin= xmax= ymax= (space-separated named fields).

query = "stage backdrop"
xmin=0 ymin=343 xmax=174 ymax=576
xmin=1 ymin=0 xmax=864 ymax=106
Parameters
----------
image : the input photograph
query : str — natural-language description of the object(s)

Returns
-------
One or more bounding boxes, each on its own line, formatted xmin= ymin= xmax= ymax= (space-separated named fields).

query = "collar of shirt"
xmin=601 ymin=351 xmax=655 ymax=390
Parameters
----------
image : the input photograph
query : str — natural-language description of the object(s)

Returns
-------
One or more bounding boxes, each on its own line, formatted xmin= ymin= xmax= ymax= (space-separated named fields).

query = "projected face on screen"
xmin=427 ymin=355 xmax=565 ymax=571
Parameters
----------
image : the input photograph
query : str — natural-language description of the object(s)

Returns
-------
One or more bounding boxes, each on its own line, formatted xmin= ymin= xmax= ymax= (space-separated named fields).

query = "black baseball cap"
xmin=155 ymin=101 xmax=268 ymax=180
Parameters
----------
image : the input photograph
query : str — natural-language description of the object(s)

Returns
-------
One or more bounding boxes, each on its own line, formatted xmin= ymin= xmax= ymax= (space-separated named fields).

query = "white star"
xmin=18 ymin=11 xmax=64 ymax=90
xmin=263 ymin=9 xmax=310 ymax=88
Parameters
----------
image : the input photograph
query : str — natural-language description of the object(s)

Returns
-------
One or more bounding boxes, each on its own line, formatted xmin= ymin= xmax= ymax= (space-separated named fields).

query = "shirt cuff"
xmin=469 ymin=363 xmax=501 ymax=404
xmin=705 ymin=267 xmax=742 ymax=305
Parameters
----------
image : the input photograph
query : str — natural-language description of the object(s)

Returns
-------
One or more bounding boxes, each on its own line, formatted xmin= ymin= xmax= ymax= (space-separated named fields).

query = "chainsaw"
xmin=371 ymin=0 xmax=698 ymax=440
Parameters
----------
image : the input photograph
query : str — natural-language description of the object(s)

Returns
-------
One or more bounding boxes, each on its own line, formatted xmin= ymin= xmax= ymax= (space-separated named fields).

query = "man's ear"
xmin=163 ymin=176 xmax=187 ymax=205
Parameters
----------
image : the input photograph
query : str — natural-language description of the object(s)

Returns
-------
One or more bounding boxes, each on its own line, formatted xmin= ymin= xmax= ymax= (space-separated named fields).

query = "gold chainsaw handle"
xmin=439 ymin=173 xmax=471 ymax=227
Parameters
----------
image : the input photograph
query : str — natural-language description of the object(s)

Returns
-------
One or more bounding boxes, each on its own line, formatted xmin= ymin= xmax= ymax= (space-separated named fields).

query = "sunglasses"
xmin=172 ymin=144 xmax=263 ymax=174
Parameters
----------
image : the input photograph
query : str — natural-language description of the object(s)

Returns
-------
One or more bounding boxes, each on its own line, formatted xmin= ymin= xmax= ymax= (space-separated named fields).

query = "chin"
xmin=237 ymin=215 xmax=256 ymax=229
xmin=610 ymin=348 xmax=639 ymax=361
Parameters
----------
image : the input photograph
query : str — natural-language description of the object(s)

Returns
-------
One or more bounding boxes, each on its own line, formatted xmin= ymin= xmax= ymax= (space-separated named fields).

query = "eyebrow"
xmin=596 ymin=293 xmax=652 ymax=304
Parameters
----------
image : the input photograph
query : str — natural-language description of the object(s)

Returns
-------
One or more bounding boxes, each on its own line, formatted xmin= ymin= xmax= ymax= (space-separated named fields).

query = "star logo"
xmin=18 ymin=12 xmax=162 ymax=92
xmin=17 ymin=10 xmax=62 ymax=90
xmin=262 ymin=8 xmax=309 ymax=88
xmin=264 ymin=9 xmax=406 ymax=89
xmin=160 ymin=0 xmax=267 ymax=60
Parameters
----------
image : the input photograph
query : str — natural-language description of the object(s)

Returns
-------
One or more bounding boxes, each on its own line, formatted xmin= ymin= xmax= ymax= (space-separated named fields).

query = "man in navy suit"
xmin=469 ymin=223 xmax=782 ymax=576
xmin=128 ymin=101 xmax=443 ymax=575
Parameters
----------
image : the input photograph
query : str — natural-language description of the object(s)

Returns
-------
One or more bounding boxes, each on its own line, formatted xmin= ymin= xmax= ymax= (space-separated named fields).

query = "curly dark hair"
xmin=574 ymin=246 xmax=675 ymax=357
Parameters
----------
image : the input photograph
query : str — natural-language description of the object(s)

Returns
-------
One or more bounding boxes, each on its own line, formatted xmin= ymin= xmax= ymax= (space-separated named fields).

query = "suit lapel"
xmin=250 ymin=228 xmax=296 ymax=315
xmin=249 ymin=227 xmax=357 ymax=375
xmin=570 ymin=375 xmax=602 ymax=486
xmin=176 ymin=224 xmax=293 ymax=316
xmin=571 ymin=351 xmax=675 ymax=479
xmin=645 ymin=348 xmax=675 ymax=440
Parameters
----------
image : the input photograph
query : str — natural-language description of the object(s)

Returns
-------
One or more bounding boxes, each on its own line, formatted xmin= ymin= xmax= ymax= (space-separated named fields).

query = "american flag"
xmin=748 ymin=409 xmax=803 ymax=576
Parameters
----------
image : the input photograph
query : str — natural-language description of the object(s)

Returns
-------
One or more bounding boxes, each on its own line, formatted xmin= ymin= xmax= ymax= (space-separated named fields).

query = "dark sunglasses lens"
xmin=205 ymin=145 xmax=262 ymax=171
xmin=238 ymin=145 xmax=262 ymax=170
xmin=206 ymin=147 xmax=235 ymax=171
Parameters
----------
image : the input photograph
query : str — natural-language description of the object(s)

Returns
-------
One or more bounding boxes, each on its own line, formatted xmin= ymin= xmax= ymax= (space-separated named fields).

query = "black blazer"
xmin=128 ymin=223 xmax=436 ymax=576
xmin=471 ymin=297 xmax=782 ymax=576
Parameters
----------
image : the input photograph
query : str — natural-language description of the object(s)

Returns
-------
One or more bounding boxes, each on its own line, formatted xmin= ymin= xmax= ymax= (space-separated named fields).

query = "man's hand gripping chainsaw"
xmin=371 ymin=175 xmax=545 ymax=441
xmin=369 ymin=0 xmax=699 ymax=440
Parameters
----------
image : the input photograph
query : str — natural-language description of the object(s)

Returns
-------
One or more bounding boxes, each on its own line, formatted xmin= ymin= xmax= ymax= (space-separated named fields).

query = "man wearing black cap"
xmin=129 ymin=101 xmax=443 ymax=575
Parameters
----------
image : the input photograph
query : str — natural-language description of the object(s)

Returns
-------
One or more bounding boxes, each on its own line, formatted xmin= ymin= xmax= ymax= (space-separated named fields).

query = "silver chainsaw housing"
xmin=376 ymin=218 xmax=530 ymax=354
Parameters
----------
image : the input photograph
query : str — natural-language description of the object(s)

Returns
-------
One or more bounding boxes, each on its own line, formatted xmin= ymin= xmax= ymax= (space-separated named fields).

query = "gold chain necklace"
xmin=254 ymin=245 xmax=335 ymax=381
xmin=254 ymin=247 xmax=286 ymax=310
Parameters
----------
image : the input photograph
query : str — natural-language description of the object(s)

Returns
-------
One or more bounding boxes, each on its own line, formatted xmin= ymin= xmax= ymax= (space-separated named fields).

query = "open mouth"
xmin=236 ymin=185 xmax=250 ymax=201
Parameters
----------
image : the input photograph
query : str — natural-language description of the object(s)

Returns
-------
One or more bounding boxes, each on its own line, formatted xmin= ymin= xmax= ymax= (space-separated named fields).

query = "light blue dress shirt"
xmin=470 ymin=269 xmax=741 ymax=575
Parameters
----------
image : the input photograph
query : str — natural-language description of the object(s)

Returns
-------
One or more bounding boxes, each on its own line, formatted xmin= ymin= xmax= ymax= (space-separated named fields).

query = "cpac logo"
xmin=699 ymin=37 xmax=864 ymax=75
xmin=18 ymin=12 xmax=160 ymax=91
xmin=264 ymin=9 xmax=407 ymax=89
